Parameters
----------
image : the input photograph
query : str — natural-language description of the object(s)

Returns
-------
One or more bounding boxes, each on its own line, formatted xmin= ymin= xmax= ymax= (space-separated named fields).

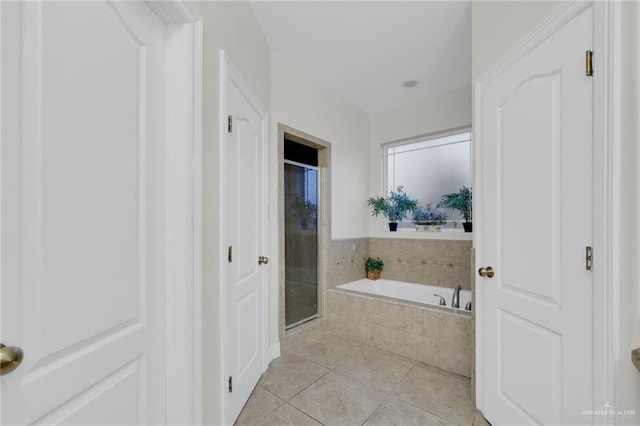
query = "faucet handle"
xmin=433 ymin=294 xmax=446 ymax=306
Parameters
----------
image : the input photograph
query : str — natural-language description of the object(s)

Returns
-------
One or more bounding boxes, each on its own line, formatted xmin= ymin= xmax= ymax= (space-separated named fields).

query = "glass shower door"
xmin=284 ymin=161 xmax=318 ymax=328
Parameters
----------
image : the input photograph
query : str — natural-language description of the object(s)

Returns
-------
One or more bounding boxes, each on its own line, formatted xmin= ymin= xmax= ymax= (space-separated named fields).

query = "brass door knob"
xmin=0 ymin=343 xmax=24 ymax=376
xmin=478 ymin=266 xmax=495 ymax=278
xmin=258 ymin=256 xmax=269 ymax=265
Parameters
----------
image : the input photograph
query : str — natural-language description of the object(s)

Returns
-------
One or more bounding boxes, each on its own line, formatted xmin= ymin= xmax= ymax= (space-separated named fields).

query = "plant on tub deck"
xmin=367 ymin=186 xmax=418 ymax=231
xmin=413 ymin=205 xmax=447 ymax=232
xmin=365 ymin=257 xmax=384 ymax=280
xmin=439 ymin=186 xmax=473 ymax=232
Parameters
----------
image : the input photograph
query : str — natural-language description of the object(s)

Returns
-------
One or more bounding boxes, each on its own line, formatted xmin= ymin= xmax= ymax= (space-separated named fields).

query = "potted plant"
xmin=438 ymin=186 xmax=472 ymax=232
xmin=367 ymin=186 xmax=418 ymax=231
xmin=413 ymin=205 xmax=447 ymax=232
xmin=365 ymin=257 xmax=384 ymax=280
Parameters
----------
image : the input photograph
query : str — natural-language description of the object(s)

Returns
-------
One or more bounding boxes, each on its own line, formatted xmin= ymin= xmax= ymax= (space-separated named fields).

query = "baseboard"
xmin=269 ymin=342 xmax=281 ymax=361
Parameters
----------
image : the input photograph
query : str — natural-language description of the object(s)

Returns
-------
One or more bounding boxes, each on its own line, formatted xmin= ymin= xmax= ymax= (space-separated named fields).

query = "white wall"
xmin=198 ymin=2 xmax=271 ymax=424
xmin=471 ymin=1 xmax=560 ymax=79
xmin=472 ymin=1 xmax=640 ymax=420
xmin=368 ymin=85 xmax=472 ymax=237
xmin=270 ymin=54 xmax=370 ymax=240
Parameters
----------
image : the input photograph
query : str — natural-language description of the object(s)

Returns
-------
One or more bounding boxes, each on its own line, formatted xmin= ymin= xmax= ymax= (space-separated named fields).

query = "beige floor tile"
xmin=290 ymin=371 xmax=386 ymax=425
xmin=294 ymin=334 xmax=363 ymax=369
xmin=364 ymin=396 xmax=455 ymax=426
xmin=233 ymin=386 xmax=285 ymax=426
xmin=393 ymin=364 xmax=475 ymax=424
xmin=335 ymin=345 xmax=415 ymax=393
xmin=258 ymin=353 xmax=329 ymax=400
xmin=261 ymin=404 xmax=322 ymax=426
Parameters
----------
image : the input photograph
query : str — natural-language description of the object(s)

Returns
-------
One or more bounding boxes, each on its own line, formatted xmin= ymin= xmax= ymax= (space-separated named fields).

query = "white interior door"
xmin=222 ymin=55 xmax=268 ymax=425
xmin=478 ymin=6 xmax=594 ymax=425
xmin=1 ymin=2 xmax=168 ymax=424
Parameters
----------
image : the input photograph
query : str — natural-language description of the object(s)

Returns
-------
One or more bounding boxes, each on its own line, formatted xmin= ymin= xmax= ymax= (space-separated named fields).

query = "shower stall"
xmin=284 ymin=140 xmax=319 ymax=329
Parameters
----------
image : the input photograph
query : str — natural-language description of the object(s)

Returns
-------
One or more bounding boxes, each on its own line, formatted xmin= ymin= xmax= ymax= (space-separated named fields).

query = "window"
xmin=385 ymin=130 xmax=471 ymax=230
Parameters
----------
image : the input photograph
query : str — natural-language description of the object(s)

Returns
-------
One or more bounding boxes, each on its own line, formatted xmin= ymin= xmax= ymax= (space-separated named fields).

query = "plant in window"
xmin=367 ymin=186 xmax=418 ymax=232
xmin=438 ymin=186 xmax=472 ymax=232
xmin=365 ymin=257 xmax=384 ymax=280
xmin=413 ymin=205 xmax=447 ymax=232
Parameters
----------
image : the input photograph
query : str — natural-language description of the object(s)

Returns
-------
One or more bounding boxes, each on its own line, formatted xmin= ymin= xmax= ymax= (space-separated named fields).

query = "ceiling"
xmin=251 ymin=1 xmax=471 ymax=114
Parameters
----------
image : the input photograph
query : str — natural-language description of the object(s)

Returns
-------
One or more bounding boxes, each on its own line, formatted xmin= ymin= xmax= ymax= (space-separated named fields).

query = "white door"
xmin=1 ymin=2 xmax=168 ymax=424
xmin=222 ymin=56 xmax=268 ymax=425
xmin=478 ymin=6 xmax=593 ymax=425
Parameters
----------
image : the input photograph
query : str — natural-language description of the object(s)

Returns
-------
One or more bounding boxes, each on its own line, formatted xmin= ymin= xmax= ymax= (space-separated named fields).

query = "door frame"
xmin=145 ymin=1 xmax=203 ymax=424
xmin=474 ymin=0 xmax=620 ymax=420
xmin=218 ymin=49 xmax=270 ymax=425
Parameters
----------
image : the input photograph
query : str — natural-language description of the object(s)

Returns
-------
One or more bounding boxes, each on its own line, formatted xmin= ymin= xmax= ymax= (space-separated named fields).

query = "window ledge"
xmin=372 ymin=230 xmax=473 ymax=241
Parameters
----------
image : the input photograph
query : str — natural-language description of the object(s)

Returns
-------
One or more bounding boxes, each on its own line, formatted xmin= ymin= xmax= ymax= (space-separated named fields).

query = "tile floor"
xmin=235 ymin=333 xmax=490 ymax=426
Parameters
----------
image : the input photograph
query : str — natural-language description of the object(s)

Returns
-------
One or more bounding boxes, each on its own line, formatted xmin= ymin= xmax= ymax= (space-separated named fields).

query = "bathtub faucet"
xmin=452 ymin=285 xmax=462 ymax=309
xmin=433 ymin=294 xmax=446 ymax=306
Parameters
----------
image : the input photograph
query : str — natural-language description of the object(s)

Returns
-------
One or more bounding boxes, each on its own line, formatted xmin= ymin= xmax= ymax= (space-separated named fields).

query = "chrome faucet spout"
xmin=452 ymin=285 xmax=462 ymax=309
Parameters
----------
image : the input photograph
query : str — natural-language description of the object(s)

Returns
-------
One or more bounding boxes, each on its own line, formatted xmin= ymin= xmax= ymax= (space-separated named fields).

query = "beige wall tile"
xmin=438 ymin=313 xmax=472 ymax=377
xmin=402 ymin=306 xmax=425 ymax=335
xmin=374 ymin=301 xmax=404 ymax=329
xmin=371 ymin=325 xmax=401 ymax=353
xmin=423 ymin=309 xmax=441 ymax=339
xmin=327 ymin=238 xmax=367 ymax=289
xmin=327 ymin=290 xmax=348 ymax=314
xmin=369 ymin=238 xmax=472 ymax=289
xmin=348 ymin=293 xmax=369 ymax=312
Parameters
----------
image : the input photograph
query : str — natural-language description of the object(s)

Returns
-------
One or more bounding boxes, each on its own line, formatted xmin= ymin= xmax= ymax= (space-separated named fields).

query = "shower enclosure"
xmin=284 ymin=141 xmax=319 ymax=329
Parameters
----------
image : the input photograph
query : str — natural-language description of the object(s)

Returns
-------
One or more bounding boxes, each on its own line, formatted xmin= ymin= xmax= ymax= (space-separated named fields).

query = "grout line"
xmin=285 ymin=368 xmax=331 ymax=402
xmin=284 ymin=402 xmax=326 ymax=426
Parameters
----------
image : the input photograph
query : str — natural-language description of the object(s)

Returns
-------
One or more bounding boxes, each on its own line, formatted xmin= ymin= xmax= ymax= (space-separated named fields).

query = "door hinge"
xmin=228 ymin=115 xmax=233 ymax=133
xmin=228 ymin=376 xmax=233 ymax=392
xmin=228 ymin=245 xmax=233 ymax=262
xmin=586 ymin=50 xmax=593 ymax=76
xmin=586 ymin=246 xmax=593 ymax=271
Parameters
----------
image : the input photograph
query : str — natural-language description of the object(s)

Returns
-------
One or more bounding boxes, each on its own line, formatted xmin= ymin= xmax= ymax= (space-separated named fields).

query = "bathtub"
xmin=336 ymin=278 xmax=471 ymax=314
xmin=327 ymin=278 xmax=473 ymax=377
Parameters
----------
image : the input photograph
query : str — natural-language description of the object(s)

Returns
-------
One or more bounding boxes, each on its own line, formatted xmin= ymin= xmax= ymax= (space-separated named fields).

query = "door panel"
xmin=479 ymin=6 xmax=593 ymax=425
xmin=1 ymin=2 xmax=167 ymax=424
xmin=223 ymin=69 xmax=267 ymax=424
xmin=500 ymin=73 xmax=562 ymax=306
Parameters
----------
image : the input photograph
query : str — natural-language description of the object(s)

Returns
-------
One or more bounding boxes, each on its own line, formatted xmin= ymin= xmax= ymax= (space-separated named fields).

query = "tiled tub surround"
xmin=327 ymin=288 xmax=472 ymax=377
xmin=369 ymin=238 xmax=472 ymax=290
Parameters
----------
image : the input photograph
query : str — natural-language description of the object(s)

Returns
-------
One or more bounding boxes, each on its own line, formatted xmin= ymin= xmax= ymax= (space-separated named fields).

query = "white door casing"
xmin=1 ymin=1 xmax=203 ymax=424
xmin=476 ymin=4 xmax=594 ymax=425
xmin=220 ymin=51 xmax=269 ymax=425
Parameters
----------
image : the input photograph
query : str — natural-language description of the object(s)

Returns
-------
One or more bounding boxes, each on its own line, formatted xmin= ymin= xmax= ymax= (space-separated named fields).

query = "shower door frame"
xmin=283 ymin=159 xmax=321 ymax=330
xmin=276 ymin=124 xmax=331 ymax=352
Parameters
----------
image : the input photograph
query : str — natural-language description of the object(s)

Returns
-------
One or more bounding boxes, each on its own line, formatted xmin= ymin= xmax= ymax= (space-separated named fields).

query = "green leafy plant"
xmin=365 ymin=257 xmax=384 ymax=272
xmin=290 ymin=197 xmax=317 ymax=229
xmin=438 ymin=186 xmax=472 ymax=223
xmin=367 ymin=186 xmax=418 ymax=223
xmin=413 ymin=205 xmax=447 ymax=225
